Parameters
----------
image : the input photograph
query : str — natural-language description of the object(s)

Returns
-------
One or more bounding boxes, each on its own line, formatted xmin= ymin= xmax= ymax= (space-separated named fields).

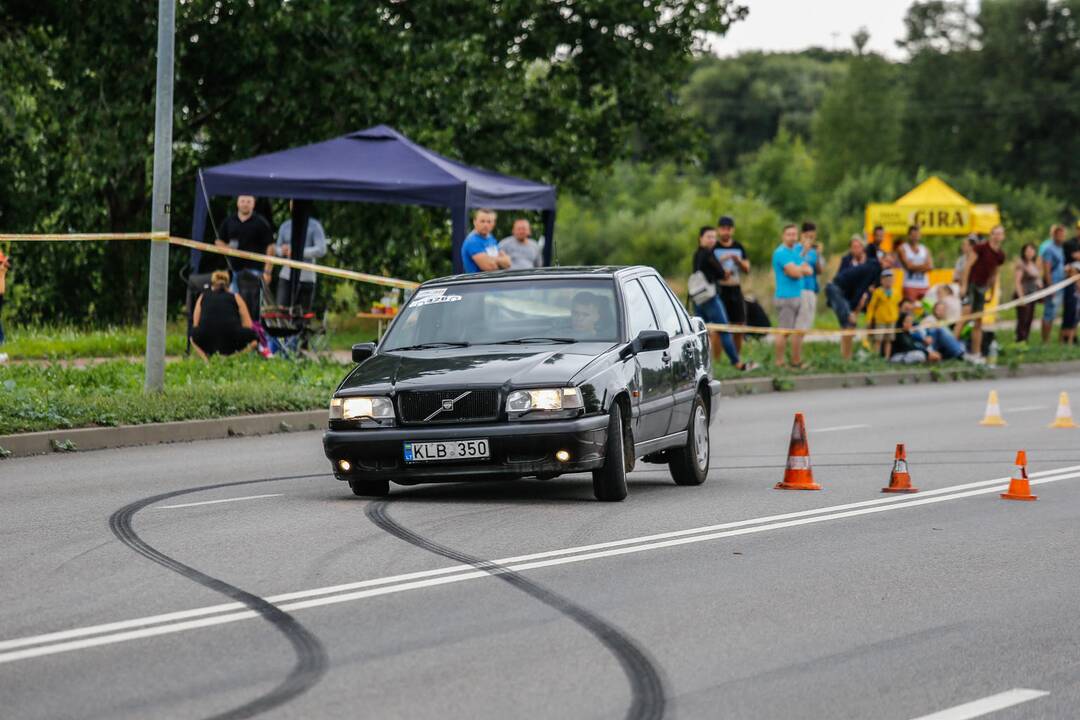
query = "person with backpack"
xmin=689 ymin=226 xmax=757 ymax=371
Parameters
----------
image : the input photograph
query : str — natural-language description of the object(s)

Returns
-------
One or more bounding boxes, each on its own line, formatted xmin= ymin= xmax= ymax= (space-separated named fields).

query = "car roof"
xmin=423 ymin=266 xmax=656 ymax=286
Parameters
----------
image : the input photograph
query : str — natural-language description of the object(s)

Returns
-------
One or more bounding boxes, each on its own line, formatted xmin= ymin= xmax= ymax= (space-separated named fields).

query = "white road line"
xmin=13 ymin=465 xmax=1077 ymax=655
xmin=1008 ymin=406 xmax=1048 ymax=413
xmin=811 ymin=424 xmax=870 ymax=433
xmin=909 ymin=688 xmax=1049 ymax=720
xmin=4 ymin=466 xmax=1080 ymax=665
xmin=155 ymin=494 xmax=283 ymax=510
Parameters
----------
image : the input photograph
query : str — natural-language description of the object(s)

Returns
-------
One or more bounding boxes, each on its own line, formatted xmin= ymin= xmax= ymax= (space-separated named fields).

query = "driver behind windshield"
xmin=570 ymin=291 xmax=608 ymax=340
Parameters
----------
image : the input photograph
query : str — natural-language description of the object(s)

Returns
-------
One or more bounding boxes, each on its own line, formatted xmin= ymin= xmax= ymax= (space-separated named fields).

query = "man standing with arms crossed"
xmin=712 ymin=215 xmax=750 ymax=353
xmin=772 ymin=224 xmax=813 ymax=369
xmin=498 ymin=218 xmax=543 ymax=270
xmin=461 ymin=209 xmax=511 ymax=273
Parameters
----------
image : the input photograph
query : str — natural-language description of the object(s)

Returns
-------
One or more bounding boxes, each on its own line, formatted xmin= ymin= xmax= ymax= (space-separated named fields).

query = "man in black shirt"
xmin=713 ymin=215 xmax=750 ymax=353
xmin=1062 ymin=223 xmax=1080 ymax=342
xmin=216 ymin=195 xmax=275 ymax=322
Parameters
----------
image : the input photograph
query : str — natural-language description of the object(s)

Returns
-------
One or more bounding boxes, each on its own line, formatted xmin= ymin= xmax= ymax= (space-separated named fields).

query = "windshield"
xmin=383 ymin=279 xmax=620 ymax=350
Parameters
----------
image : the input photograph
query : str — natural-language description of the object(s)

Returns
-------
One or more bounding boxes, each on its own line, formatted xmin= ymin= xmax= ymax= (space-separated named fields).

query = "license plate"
xmin=403 ymin=439 xmax=490 ymax=463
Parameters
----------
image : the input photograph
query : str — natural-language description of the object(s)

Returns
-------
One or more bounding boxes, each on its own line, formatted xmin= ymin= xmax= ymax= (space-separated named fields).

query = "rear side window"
xmin=641 ymin=276 xmax=682 ymax=337
xmin=622 ymin=279 xmax=658 ymax=337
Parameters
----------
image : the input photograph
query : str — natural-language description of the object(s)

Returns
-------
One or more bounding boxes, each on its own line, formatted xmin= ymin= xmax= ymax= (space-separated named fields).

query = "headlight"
xmin=506 ymin=387 xmax=584 ymax=413
xmin=329 ymin=396 xmax=395 ymax=421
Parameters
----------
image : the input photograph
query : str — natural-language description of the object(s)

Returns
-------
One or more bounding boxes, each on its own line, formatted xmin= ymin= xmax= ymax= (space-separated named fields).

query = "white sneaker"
xmin=0 ymin=352 xmax=8 ymax=364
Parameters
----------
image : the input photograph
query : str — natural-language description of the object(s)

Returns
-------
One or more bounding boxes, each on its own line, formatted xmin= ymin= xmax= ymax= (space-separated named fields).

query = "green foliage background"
xmin=1 ymin=0 xmax=1078 ymax=327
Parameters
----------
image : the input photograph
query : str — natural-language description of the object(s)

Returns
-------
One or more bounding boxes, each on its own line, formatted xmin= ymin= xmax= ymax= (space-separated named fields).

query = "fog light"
xmin=338 ymin=459 xmax=352 ymax=472
xmin=555 ymin=450 xmax=570 ymax=462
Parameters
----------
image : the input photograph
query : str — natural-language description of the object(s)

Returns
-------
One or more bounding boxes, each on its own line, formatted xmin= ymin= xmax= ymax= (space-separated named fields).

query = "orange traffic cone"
xmin=979 ymin=390 xmax=1006 ymax=426
xmin=882 ymin=443 xmax=918 ymax=493
xmin=1048 ymin=392 xmax=1077 ymax=429
xmin=1001 ymin=450 xmax=1037 ymax=501
xmin=776 ymin=413 xmax=821 ymax=491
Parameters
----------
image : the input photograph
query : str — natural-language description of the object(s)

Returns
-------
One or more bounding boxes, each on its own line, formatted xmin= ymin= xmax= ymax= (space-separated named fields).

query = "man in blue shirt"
xmin=799 ymin=221 xmax=824 ymax=334
xmin=461 ymin=209 xmax=511 ymax=273
xmin=1040 ymin=224 xmax=1066 ymax=342
xmin=772 ymin=223 xmax=812 ymax=368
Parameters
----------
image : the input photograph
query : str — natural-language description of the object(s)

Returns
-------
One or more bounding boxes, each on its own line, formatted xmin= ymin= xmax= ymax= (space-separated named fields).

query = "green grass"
xmin=3 ymin=325 xmax=189 ymax=359
xmin=711 ymin=326 xmax=1080 ymax=381
xmin=2 ymin=315 xmax=384 ymax=359
xmin=0 ymin=355 xmax=346 ymax=435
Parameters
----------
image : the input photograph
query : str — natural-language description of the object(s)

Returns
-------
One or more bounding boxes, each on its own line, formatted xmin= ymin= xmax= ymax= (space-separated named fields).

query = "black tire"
xmin=348 ymin=477 xmax=390 ymax=497
xmin=592 ymin=403 xmax=629 ymax=502
xmin=669 ymin=394 xmax=709 ymax=486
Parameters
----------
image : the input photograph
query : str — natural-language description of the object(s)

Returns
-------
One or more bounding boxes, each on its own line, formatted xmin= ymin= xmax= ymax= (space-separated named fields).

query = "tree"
xmin=681 ymin=51 xmax=845 ymax=172
xmin=896 ymin=1 xmax=978 ymax=56
xmin=0 ymin=0 xmax=748 ymax=324
xmin=811 ymin=54 xmax=904 ymax=189
xmin=852 ymin=27 xmax=870 ymax=56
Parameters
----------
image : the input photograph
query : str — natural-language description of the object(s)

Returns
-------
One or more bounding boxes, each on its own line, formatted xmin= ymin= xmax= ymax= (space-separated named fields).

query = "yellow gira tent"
xmin=865 ymin=176 xmax=1001 ymax=238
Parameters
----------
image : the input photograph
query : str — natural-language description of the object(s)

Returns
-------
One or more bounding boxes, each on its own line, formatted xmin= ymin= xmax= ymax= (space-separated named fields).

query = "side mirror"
xmin=620 ymin=329 xmax=670 ymax=359
xmin=351 ymin=342 xmax=376 ymax=363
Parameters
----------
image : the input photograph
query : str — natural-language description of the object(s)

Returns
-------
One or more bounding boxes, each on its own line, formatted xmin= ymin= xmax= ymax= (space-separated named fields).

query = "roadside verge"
xmin=3 ymin=360 xmax=1079 ymax=459
xmin=0 ymin=410 xmax=325 ymax=459
xmin=718 ymin=359 xmax=1080 ymax=397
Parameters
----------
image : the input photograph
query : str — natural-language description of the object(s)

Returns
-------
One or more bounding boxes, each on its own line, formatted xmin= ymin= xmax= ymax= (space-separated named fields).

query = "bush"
xmin=559 ymin=162 xmax=783 ymax=277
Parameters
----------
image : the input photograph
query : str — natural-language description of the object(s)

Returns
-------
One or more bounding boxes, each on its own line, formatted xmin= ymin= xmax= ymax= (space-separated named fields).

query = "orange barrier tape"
xmin=705 ymin=275 xmax=1080 ymax=337
xmin=0 ymin=231 xmax=420 ymax=290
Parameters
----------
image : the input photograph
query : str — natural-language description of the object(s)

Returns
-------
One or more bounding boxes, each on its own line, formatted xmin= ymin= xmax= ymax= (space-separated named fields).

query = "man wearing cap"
xmin=713 ymin=215 xmax=750 ymax=353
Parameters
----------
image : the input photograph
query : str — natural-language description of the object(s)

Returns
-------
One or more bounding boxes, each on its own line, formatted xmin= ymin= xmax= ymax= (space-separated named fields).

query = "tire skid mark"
xmin=108 ymin=473 xmax=327 ymax=720
xmin=365 ymin=499 xmax=667 ymax=720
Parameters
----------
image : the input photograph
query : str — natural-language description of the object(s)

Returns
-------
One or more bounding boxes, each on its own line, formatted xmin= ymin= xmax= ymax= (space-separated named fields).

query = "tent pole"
xmin=541 ymin=209 xmax=556 ymax=267
xmin=451 ymin=206 xmax=468 ymax=274
xmin=288 ymin=200 xmax=312 ymax=307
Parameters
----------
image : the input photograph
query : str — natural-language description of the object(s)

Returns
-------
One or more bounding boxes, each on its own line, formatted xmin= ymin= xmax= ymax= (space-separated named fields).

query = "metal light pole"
xmin=144 ymin=0 xmax=175 ymax=392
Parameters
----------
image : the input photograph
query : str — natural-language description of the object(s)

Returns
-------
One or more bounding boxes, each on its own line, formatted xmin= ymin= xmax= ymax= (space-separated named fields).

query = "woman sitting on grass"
xmin=191 ymin=270 xmax=258 ymax=360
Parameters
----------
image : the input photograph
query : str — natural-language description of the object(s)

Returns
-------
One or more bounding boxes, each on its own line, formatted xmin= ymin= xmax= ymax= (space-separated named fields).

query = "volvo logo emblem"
xmin=424 ymin=391 xmax=471 ymax=422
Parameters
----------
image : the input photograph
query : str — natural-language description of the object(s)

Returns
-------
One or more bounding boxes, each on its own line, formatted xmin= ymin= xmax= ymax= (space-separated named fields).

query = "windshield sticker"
xmin=410 ymin=294 xmax=462 ymax=307
xmin=413 ymin=288 xmax=447 ymax=300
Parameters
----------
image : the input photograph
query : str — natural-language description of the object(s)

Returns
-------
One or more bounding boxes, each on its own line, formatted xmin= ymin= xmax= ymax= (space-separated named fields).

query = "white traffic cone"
xmin=1049 ymin=392 xmax=1077 ymax=429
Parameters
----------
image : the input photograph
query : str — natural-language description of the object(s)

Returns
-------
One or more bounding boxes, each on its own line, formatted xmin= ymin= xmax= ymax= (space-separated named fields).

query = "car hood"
xmin=338 ymin=343 xmax=615 ymax=393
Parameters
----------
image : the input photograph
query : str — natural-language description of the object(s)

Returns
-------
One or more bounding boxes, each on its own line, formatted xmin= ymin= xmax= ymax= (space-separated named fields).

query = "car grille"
xmin=397 ymin=389 xmax=500 ymax=424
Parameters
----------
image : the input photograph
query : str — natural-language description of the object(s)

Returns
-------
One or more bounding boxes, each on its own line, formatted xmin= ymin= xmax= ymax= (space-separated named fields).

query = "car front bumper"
xmin=323 ymin=414 xmax=610 ymax=483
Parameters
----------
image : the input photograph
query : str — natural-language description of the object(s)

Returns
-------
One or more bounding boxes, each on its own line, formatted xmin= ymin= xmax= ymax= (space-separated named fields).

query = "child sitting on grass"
xmin=866 ymin=268 xmax=901 ymax=358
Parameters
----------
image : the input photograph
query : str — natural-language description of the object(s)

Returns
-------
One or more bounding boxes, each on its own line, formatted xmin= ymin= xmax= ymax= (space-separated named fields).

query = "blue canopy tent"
xmin=189 ymin=125 xmax=558 ymax=285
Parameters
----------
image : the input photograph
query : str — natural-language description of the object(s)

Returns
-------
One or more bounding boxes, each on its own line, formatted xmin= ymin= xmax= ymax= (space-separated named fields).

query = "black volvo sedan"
xmin=323 ymin=266 xmax=721 ymax=501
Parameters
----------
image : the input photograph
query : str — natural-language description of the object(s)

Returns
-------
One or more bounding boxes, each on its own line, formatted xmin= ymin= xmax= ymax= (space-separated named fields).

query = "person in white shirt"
xmin=898 ymin=224 xmax=933 ymax=302
xmin=498 ymin=218 xmax=542 ymax=270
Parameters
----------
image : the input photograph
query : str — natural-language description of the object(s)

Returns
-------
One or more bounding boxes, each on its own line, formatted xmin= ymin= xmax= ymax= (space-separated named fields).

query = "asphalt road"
xmin=3 ymin=374 xmax=1080 ymax=720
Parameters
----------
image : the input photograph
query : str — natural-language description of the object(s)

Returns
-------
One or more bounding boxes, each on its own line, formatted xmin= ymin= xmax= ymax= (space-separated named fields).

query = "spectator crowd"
xmin=687 ymin=214 xmax=1080 ymax=370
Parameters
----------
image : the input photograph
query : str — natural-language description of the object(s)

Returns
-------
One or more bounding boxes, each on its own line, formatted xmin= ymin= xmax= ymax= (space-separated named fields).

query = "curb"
xmin=0 ymin=410 xmax=326 ymax=459
xmin=718 ymin=359 xmax=1080 ymax=397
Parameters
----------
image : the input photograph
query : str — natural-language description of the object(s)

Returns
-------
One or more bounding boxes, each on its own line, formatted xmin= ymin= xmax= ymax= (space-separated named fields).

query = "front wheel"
xmin=348 ymin=477 xmax=390 ymax=497
xmin=669 ymin=394 xmax=709 ymax=486
xmin=592 ymin=404 xmax=629 ymax=502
